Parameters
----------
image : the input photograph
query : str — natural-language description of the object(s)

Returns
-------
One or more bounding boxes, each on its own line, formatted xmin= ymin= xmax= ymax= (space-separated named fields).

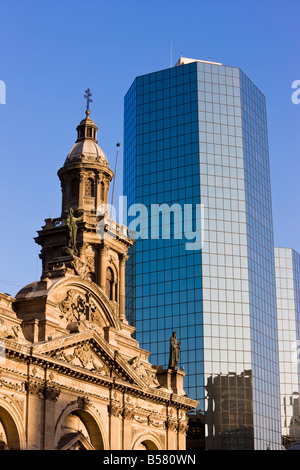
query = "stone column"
xmin=43 ymin=383 xmax=61 ymax=450
xmin=95 ymin=173 xmax=101 ymax=212
xmin=108 ymin=403 xmax=122 ymax=450
xmin=25 ymin=380 xmax=44 ymax=450
xmin=104 ymin=179 xmax=109 ymax=205
xmin=177 ymin=420 xmax=188 ymax=450
xmin=166 ymin=417 xmax=178 ymax=450
xmin=100 ymin=244 xmax=108 ymax=292
xmin=78 ymin=172 xmax=84 ymax=211
xmin=123 ymin=407 xmax=134 ymax=449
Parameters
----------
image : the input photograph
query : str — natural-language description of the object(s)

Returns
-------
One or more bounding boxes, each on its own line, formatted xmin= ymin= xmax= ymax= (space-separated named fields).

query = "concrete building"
xmin=123 ymin=57 xmax=282 ymax=449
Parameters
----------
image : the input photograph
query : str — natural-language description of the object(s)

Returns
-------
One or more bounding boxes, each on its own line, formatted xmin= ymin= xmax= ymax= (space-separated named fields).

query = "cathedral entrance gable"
xmin=32 ymin=331 xmax=152 ymax=389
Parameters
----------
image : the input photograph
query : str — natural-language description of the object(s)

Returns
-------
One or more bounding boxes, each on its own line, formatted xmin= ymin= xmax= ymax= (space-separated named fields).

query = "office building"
xmin=123 ymin=57 xmax=282 ymax=449
xmin=275 ymin=247 xmax=300 ymax=447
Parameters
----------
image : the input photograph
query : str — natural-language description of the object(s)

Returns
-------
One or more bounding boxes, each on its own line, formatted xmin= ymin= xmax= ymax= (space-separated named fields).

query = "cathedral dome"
xmin=66 ymin=139 xmax=108 ymax=164
xmin=64 ymin=96 xmax=109 ymax=166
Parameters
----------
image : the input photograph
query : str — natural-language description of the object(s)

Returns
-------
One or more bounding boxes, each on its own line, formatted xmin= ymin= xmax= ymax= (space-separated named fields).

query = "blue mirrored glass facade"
xmin=123 ymin=60 xmax=281 ymax=450
xmin=275 ymin=247 xmax=300 ymax=446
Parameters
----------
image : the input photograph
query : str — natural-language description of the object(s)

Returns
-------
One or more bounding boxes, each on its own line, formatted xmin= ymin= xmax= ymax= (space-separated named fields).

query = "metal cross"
xmin=84 ymin=88 xmax=93 ymax=111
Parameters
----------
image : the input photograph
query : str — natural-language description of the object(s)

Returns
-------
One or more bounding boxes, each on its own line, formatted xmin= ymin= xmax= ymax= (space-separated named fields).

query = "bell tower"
xmin=58 ymin=90 xmax=113 ymax=217
xmin=35 ymin=91 xmax=133 ymax=322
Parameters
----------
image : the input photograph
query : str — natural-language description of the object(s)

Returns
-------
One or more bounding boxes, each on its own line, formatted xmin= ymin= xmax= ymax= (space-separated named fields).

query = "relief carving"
xmin=129 ymin=355 xmax=160 ymax=388
xmin=25 ymin=380 xmax=61 ymax=401
xmin=44 ymin=385 xmax=61 ymax=402
xmin=77 ymin=396 xmax=90 ymax=410
xmin=25 ymin=381 xmax=44 ymax=398
xmin=59 ymin=291 xmax=98 ymax=323
xmin=71 ymin=256 xmax=94 ymax=278
xmin=53 ymin=342 xmax=110 ymax=376
xmin=108 ymin=403 xmax=122 ymax=418
xmin=166 ymin=418 xmax=178 ymax=432
xmin=178 ymin=422 xmax=189 ymax=435
xmin=133 ymin=415 xmax=148 ymax=424
xmin=0 ymin=318 xmax=20 ymax=340
xmin=0 ymin=373 xmax=24 ymax=392
xmin=123 ymin=407 xmax=135 ymax=421
xmin=148 ymin=416 xmax=166 ymax=429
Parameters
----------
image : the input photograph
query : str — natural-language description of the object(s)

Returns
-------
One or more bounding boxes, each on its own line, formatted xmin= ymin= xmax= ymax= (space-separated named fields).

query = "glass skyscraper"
xmin=123 ymin=57 xmax=281 ymax=450
xmin=275 ymin=247 xmax=300 ymax=447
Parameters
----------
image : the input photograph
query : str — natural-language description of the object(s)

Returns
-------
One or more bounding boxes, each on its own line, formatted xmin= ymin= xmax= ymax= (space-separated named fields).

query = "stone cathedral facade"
xmin=0 ymin=104 xmax=197 ymax=450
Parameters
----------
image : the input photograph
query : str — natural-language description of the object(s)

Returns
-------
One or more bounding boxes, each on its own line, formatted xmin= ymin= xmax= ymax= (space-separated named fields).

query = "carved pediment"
xmin=50 ymin=341 xmax=110 ymax=377
xmin=32 ymin=331 xmax=153 ymax=389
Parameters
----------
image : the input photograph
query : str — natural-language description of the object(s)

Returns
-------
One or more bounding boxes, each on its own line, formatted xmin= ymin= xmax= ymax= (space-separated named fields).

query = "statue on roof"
xmin=168 ymin=331 xmax=181 ymax=370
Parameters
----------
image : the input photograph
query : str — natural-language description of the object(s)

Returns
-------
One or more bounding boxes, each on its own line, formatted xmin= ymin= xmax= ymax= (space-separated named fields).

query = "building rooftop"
xmin=175 ymin=57 xmax=222 ymax=67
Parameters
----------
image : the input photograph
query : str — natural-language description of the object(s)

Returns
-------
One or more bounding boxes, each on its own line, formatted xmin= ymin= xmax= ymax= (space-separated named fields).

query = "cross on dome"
xmin=84 ymin=88 xmax=93 ymax=116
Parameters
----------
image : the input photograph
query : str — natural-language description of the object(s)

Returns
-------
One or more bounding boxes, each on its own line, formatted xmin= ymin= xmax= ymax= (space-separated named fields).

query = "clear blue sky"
xmin=0 ymin=0 xmax=299 ymax=296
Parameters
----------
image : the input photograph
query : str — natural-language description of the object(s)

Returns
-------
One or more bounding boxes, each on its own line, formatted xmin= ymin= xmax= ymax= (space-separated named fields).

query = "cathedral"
xmin=0 ymin=96 xmax=197 ymax=450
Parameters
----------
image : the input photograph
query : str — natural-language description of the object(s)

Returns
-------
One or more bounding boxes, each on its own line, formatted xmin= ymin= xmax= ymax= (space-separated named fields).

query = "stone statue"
xmin=168 ymin=331 xmax=181 ymax=370
xmin=66 ymin=208 xmax=82 ymax=255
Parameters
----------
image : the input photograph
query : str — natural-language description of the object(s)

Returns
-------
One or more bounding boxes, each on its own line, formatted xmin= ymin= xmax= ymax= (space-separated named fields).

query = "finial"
xmin=84 ymin=88 xmax=93 ymax=117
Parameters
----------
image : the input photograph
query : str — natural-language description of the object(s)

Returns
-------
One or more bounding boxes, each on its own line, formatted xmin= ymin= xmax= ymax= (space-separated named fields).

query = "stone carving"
xmin=123 ymin=407 xmax=135 ymax=421
xmin=108 ymin=403 xmax=122 ymax=418
xmin=53 ymin=342 xmax=110 ymax=377
xmin=74 ymin=343 xmax=108 ymax=375
xmin=25 ymin=381 xmax=44 ymax=398
xmin=77 ymin=396 xmax=90 ymax=410
xmin=146 ymin=370 xmax=160 ymax=388
xmin=11 ymin=326 xmax=20 ymax=338
xmin=0 ymin=318 xmax=20 ymax=340
xmin=113 ymin=391 xmax=122 ymax=402
xmin=0 ymin=373 xmax=24 ymax=392
xmin=168 ymin=331 xmax=181 ymax=370
xmin=178 ymin=422 xmax=189 ymax=435
xmin=166 ymin=418 xmax=178 ymax=432
xmin=59 ymin=291 xmax=98 ymax=324
xmin=0 ymin=319 xmax=10 ymax=339
xmin=53 ymin=348 xmax=74 ymax=363
xmin=148 ymin=416 xmax=165 ymax=429
xmin=129 ymin=355 xmax=160 ymax=388
xmin=59 ymin=290 xmax=76 ymax=322
xmin=71 ymin=257 xmax=93 ymax=278
xmin=44 ymin=385 xmax=61 ymax=402
xmin=71 ymin=256 xmax=94 ymax=279
xmin=25 ymin=380 xmax=61 ymax=401
xmin=133 ymin=415 xmax=148 ymax=424
xmin=83 ymin=215 xmax=98 ymax=226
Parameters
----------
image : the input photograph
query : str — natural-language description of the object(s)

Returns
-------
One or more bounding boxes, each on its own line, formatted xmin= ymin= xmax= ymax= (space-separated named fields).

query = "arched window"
xmin=85 ymin=178 xmax=95 ymax=197
xmin=71 ymin=178 xmax=79 ymax=198
xmin=106 ymin=267 xmax=115 ymax=301
xmin=100 ymin=181 xmax=105 ymax=202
